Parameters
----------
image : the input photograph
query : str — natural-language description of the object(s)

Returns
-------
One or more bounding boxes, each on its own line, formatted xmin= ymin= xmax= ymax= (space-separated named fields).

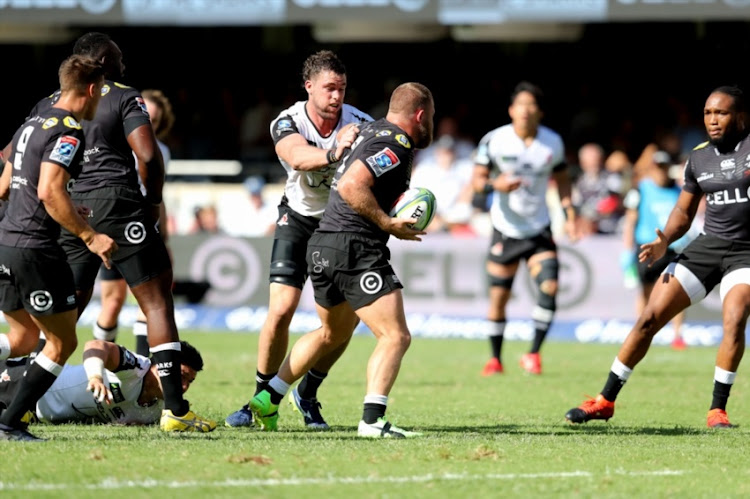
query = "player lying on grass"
xmin=0 ymin=339 xmax=203 ymax=425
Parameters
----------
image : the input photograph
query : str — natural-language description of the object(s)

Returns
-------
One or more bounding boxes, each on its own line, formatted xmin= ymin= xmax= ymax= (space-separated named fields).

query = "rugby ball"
xmin=388 ymin=187 xmax=437 ymax=231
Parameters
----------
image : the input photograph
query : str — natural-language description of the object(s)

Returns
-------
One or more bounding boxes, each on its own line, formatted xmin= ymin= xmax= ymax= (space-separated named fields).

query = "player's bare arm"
xmin=276 ymin=132 xmax=348 ymax=172
xmin=337 ymin=159 xmax=424 ymax=241
xmin=551 ymin=166 xmax=580 ymax=242
xmin=38 ymin=161 xmax=118 ymax=267
xmin=0 ymin=159 xmax=12 ymax=201
xmin=129 ymin=123 xmax=165 ymax=206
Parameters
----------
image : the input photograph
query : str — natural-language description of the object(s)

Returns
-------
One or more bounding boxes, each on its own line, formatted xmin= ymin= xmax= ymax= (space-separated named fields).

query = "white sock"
xmin=34 ymin=352 xmax=64 ymax=376
xmin=133 ymin=320 xmax=148 ymax=338
xmin=611 ymin=357 xmax=633 ymax=381
xmin=0 ymin=333 xmax=10 ymax=360
xmin=93 ymin=323 xmax=118 ymax=341
xmin=715 ymin=367 xmax=736 ymax=385
xmin=268 ymin=376 xmax=290 ymax=397
xmin=364 ymin=394 xmax=388 ymax=406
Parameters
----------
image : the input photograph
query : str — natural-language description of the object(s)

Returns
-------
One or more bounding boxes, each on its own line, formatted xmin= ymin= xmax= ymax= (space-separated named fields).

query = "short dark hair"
xmin=511 ymin=81 xmax=545 ymax=111
xmin=73 ymin=32 xmax=112 ymax=59
xmin=180 ymin=341 xmax=204 ymax=372
xmin=301 ymin=50 xmax=346 ymax=84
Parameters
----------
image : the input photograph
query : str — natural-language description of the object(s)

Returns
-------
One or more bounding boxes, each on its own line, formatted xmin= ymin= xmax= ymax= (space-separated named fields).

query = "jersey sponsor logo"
xmin=49 ymin=135 xmax=81 ymax=167
xmin=274 ymin=119 xmax=294 ymax=136
xmin=67 ymin=294 xmax=75 ymax=305
xmin=706 ymin=187 xmax=750 ymax=206
xmin=135 ymin=96 xmax=149 ymax=115
xmin=310 ymin=250 xmax=329 ymax=274
xmin=366 ymin=147 xmax=401 ymax=176
xmin=42 ymin=117 xmax=58 ymax=129
xmin=124 ymin=221 xmax=147 ymax=244
xmin=697 ymin=172 xmax=714 ymax=182
xmin=0 ymin=264 xmax=10 ymax=276
xmin=29 ymin=290 xmax=53 ymax=312
xmin=360 ymin=271 xmax=384 ymax=295
xmin=63 ymin=116 xmax=81 ymax=129
xmin=395 ymin=134 xmax=411 ymax=149
xmin=376 ymin=130 xmax=392 ymax=137
xmin=0 ymin=368 xmax=10 ymax=383
xmin=101 ymin=84 xmax=111 ymax=96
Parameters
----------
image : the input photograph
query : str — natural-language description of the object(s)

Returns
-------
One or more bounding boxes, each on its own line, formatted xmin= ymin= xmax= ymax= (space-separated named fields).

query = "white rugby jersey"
xmin=270 ymin=101 xmax=373 ymax=218
xmin=35 ymin=353 xmax=161 ymax=425
xmin=475 ymin=124 xmax=565 ymax=238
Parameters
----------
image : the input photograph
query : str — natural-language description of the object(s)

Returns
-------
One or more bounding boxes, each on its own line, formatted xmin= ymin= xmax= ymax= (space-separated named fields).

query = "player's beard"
xmin=710 ymin=123 xmax=748 ymax=153
xmin=413 ymin=118 xmax=434 ymax=149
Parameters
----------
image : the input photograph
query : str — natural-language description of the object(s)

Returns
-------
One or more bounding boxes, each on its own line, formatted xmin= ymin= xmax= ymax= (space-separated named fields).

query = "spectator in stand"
xmin=410 ymin=135 xmax=476 ymax=234
xmin=191 ymin=204 xmax=222 ymax=234
xmin=573 ymin=142 xmax=624 ymax=235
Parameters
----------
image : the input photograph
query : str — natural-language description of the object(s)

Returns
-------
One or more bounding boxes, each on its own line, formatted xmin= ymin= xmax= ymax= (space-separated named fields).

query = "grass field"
xmin=2 ymin=329 xmax=749 ymax=498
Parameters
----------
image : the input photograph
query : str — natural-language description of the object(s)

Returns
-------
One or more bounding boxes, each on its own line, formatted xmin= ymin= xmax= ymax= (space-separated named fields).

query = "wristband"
xmin=483 ymin=182 xmax=493 ymax=194
xmin=83 ymin=356 xmax=105 ymax=381
xmin=326 ymin=149 xmax=338 ymax=164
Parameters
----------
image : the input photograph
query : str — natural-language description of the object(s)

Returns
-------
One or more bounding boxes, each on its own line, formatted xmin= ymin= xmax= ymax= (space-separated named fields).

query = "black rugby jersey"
xmin=683 ymin=136 xmax=750 ymax=241
xmin=318 ymin=118 xmax=415 ymax=243
xmin=0 ymin=108 xmax=86 ymax=249
xmin=28 ymin=81 xmax=151 ymax=193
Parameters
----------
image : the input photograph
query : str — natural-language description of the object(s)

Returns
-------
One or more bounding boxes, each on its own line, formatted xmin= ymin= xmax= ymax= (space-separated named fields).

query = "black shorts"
xmin=99 ymin=263 xmax=123 ymax=281
xmin=307 ymin=232 xmax=403 ymax=310
xmin=0 ymin=246 xmax=77 ymax=315
xmin=637 ymin=247 xmax=679 ymax=285
xmin=487 ymin=227 xmax=557 ymax=265
xmin=0 ymin=358 xmax=28 ymax=415
xmin=672 ymin=233 xmax=750 ymax=298
xmin=269 ymin=202 xmax=320 ymax=288
xmin=59 ymin=186 xmax=170 ymax=291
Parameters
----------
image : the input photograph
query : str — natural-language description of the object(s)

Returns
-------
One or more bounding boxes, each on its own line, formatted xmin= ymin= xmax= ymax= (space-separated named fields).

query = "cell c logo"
xmin=523 ymin=246 xmax=592 ymax=309
xmin=190 ymin=237 xmax=262 ymax=306
xmin=124 ymin=221 xmax=146 ymax=244
xmin=30 ymin=290 xmax=53 ymax=313
xmin=360 ymin=272 xmax=383 ymax=295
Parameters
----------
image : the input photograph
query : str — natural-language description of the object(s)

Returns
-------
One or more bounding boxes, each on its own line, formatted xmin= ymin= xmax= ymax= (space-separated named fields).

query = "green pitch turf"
xmin=2 ymin=329 xmax=748 ymax=498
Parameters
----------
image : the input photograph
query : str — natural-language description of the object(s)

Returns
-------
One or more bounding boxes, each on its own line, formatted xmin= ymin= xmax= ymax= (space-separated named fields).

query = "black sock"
xmin=489 ymin=323 xmax=505 ymax=360
xmin=29 ymin=336 xmax=46 ymax=361
xmin=530 ymin=327 xmax=549 ymax=354
xmin=0 ymin=360 xmax=57 ymax=428
xmin=266 ymin=386 xmax=284 ymax=405
xmin=134 ymin=326 xmax=150 ymax=357
xmin=362 ymin=403 xmax=386 ymax=424
xmin=255 ymin=370 xmax=276 ymax=396
xmin=151 ymin=348 xmax=188 ymax=415
xmin=710 ymin=381 xmax=732 ymax=411
xmin=135 ymin=336 xmax=150 ymax=357
xmin=298 ymin=369 xmax=327 ymax=400
xmin=600 ymin=371 xmax=627 ymax=402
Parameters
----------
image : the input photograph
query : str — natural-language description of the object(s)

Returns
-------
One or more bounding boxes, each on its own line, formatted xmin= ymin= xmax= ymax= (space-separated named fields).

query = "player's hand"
xmin=388 ymin=217 xmax=426 ymax=241
xmin=86 ymin=233 xmax=119 ymax=269
xmin=334 ymin=125 xmax=360 ymax=160
xmin=494 ymin=174 xmax=523 ymax=193
xmin=86 ymin=376 xmax=113 ymax=405
xmin=638 ymin=228 xmax=668 ymax=267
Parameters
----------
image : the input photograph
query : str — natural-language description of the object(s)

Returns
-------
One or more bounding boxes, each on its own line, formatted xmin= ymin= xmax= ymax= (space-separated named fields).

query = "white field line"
xmin=0 ymin=469 xmax=685 ymax=491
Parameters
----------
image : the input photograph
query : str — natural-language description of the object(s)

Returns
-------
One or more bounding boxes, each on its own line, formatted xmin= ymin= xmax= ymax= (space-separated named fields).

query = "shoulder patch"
xmin=694 ymin=141 xmax=710 ymax=150
xmin=63 ymin=116 xmax=81 ymax=129
xmin=366 ymin=147 xmax=401 ymax=176
xmin=395 ymin=134 xmax=411 ymax=149
xmin=42 ymin=117 xmax=59 ymax=130
xmin=376 ymin=130 xmax=392 ymax=137
xmin=135 ymin=96 xmax=149 ymax=115
xmin=101 ymin=84 xmax=110 ymax=96
xmin=49 ymin=135 xmax=81 ymax=167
